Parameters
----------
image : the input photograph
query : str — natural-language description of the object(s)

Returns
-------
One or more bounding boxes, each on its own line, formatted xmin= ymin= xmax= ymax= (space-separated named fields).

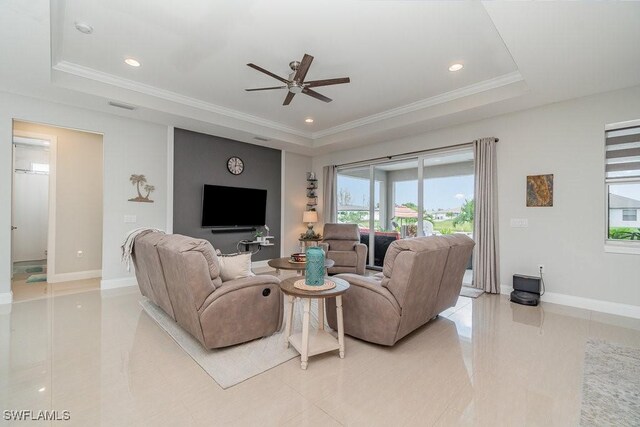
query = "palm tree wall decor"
xmin=128 ymin=174 xmax=155 ymax=203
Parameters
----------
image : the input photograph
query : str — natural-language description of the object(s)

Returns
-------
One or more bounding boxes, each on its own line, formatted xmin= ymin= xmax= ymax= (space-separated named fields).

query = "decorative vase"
xmin=305 ymin=246 xmax=325 ymax=286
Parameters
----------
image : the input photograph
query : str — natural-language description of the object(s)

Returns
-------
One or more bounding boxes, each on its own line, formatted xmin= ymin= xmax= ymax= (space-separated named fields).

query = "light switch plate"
xmin=124 ymin=215 xmax=137 ymax=223
xmin=510 ymin=218 xmax=528 ymax=228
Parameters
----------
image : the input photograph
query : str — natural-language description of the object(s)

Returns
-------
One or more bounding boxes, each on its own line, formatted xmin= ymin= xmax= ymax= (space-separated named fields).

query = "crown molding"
xmin=311 ymin=71 xmax=524 ymax=139
xmin=52 ymin=61 xmax=311 ymax=138
xmin=53 ymin=61 xmax=523 ymax=145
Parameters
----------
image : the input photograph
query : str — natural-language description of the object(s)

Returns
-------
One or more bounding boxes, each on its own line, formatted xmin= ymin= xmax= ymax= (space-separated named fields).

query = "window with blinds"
xmin=605 ymin=123 xmax=640 ymax=245
xmin=605 ymin=126 xmax=640 ymax=179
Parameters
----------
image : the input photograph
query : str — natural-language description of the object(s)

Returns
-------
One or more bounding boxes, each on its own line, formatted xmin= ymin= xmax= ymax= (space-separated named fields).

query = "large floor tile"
xmin=2 ymin=284 xmax=639 ymax=426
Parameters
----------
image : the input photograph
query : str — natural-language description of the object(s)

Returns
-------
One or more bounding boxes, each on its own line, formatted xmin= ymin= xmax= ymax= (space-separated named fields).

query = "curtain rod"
xmin=336 ymin=138 xmax=499 ymax=169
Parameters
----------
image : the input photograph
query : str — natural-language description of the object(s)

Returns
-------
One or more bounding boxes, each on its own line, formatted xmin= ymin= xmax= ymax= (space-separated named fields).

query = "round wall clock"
xmin=227 ymin=156 xmax=244 ymax=175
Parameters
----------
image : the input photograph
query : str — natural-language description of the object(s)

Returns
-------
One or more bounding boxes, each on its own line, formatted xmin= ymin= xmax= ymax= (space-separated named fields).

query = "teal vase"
xmin=305 ymin=246 xmax=325 ymax=286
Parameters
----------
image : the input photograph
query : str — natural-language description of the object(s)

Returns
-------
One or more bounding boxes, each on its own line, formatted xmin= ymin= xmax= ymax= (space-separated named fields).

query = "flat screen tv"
xmin=201 ymin=184 xmax=267 ymax=228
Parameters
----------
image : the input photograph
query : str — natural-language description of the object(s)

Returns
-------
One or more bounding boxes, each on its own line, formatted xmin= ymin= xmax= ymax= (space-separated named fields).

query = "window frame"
xmin=604 ymin=119 xmax=640 ymax=254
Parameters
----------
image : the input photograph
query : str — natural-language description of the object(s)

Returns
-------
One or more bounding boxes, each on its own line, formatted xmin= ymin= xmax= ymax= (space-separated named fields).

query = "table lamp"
xmin=302 ymin=211 xmax=318 ymax=239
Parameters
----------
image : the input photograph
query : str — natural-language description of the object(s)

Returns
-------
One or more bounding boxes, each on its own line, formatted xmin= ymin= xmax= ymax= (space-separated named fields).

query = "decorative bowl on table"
xmin=290 ymin=253 xmax=307 ymax=263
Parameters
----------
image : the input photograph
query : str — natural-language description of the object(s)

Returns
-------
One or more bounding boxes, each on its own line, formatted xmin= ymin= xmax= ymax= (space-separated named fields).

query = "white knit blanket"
xmin=121 ymin=227 xmax=164 ymax=271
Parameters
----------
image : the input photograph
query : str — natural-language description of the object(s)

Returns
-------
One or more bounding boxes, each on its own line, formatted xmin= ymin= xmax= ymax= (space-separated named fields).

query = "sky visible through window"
xmin=610 ymin=183 xmax=640 ymax=202
xmin=338 ymin=174 xmax=474 ymax=210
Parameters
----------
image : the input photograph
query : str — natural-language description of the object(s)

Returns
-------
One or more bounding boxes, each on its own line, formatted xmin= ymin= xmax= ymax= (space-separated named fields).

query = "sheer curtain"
xmin=323 ymin=165 xmax=337 ymax=224
xmin=473 ymin=137 xmax=500 ymax=293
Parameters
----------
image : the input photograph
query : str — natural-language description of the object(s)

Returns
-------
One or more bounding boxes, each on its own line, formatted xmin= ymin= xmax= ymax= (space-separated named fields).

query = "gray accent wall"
xmin=173 ymin=128 xmax=281 ymax=261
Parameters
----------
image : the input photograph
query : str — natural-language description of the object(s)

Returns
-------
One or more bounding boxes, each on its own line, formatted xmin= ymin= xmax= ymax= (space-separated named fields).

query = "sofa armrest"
xmin=354 ymin=243 xmax=368 ymax=275
xmin=334 ymin=273 xmax=400 ymax=314
xmin=199 ymin=275 xmax=281 ymax=311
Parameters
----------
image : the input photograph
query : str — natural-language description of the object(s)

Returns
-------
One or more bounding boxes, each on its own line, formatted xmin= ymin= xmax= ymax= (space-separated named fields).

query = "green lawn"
xmin=431 ymin=220 xmax=473 ymax=234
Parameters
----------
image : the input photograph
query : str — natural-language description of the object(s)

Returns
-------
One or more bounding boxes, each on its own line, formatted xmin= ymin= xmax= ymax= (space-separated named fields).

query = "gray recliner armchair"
xmin=319 ymin=223 xmax=368 ymax=275
xmin=326 ymin=234 xmax=475 ymax=346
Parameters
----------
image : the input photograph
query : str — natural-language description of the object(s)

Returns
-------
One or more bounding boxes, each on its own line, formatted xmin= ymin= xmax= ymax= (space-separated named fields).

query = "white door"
xmin=12 ymin=144 xmax=49 ymax=263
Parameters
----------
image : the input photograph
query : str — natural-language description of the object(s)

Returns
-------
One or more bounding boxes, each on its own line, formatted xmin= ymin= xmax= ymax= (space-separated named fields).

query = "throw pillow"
xmin=215 ymin=250 xmax=255 ymax=282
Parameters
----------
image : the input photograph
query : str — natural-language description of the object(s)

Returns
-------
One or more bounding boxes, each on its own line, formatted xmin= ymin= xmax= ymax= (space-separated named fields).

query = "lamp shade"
xmin=303 ymin=211 xmax=318 ymax=223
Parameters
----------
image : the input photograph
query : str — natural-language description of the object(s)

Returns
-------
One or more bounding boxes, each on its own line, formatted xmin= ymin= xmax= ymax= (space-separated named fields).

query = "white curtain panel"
xmin=473 ymin=137 xmax=500 ymax=293
xmin=323 ymin=165 xmax=337 ymax=223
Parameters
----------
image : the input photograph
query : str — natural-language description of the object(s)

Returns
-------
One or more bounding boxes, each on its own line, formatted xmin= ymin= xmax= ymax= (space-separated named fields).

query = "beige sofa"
xmin=326 ymin=234 xmax=474 ymax=346
xmin=132 ymin=232 xmax=283 ymax=349
xmin=320 ymin=223 xmax=368 ymax=275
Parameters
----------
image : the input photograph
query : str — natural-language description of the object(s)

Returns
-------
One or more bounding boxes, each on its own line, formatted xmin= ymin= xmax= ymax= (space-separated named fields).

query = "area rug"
xmin=460 ymin=285 xmax=484 ymax=298
xmin=140 ymin=298 xmax=324 ymax=389
xmin=580 ymin=339 xmax=640 ymax=426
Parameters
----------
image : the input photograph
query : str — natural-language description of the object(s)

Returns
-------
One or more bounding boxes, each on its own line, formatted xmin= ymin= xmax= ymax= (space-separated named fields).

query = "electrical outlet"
xmin=537 ymin=264 xmax=544 ymax=274
xmin=77 ymin=250 xmax=84 ymax=258
xmin=510 ymin=218 xmax=528 ymax=228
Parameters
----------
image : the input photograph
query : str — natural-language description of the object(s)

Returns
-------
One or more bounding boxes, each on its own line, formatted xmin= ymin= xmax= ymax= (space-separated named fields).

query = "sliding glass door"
xmin=336 ymin=147 xmax=474 ymax=272
xmin=423 ymin=150 xmax=475 ymax=283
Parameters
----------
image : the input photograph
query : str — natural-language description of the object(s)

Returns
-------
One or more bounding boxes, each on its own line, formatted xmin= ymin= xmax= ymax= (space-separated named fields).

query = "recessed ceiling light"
xmin=124 ymin=58 xmax=141 ymax=67
xmin=305 ymin=118 xmax=314 ymax=123
xmin=38 ymin=387 xmax=46 ymax=393
xmin=74 ymin=22 xmax=93 ymax=34
xmin=448 ymin=63 xmax=464 ymax=72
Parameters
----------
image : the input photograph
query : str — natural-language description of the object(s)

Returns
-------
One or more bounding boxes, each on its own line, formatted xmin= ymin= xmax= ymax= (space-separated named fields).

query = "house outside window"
xmin=622 ymin=209 xmax=638 ymax=222
xmin=605 ymin=120 xmax=640 ymax=252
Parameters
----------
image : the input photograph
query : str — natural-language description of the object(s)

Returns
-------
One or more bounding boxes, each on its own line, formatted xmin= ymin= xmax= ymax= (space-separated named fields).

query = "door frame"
xmin=11 ymin=129 xmax=57 ymax=281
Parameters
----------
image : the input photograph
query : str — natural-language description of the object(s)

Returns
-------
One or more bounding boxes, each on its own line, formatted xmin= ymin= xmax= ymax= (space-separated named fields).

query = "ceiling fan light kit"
xmin=245 ymin=53 xmax=350 ymax=106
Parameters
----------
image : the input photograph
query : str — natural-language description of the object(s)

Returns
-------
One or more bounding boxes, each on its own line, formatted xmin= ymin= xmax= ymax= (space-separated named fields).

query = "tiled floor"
xmin=11 ymin=277 xmax=100 ymax=303
xmin=1 ymin=280 xmax=639 ymax=426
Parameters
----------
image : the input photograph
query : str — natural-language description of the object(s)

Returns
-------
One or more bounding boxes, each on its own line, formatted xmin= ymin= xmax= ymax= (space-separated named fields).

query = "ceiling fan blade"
xmin=294 ymin=54 xmax=314 ymax=82
xmin=305 ymin=77 xmax=350 ymax=88
xmin=283 ymin=92 xmax=296 ymax=105
xmin=247 ymin=63 xmax=289 ymax=84
xmin=302 ymin=88 xmax=332 ymax=103
xmin=245 ymin=86 xmax=287 ymax=91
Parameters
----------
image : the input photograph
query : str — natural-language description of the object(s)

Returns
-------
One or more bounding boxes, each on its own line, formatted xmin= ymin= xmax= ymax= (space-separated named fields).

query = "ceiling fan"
xmin=245 ymin=54 xmax=350 ymax=106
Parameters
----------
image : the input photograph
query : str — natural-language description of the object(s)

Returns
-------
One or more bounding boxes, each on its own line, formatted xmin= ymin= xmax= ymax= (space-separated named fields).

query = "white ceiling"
xmin=1 ymin=0 xmax=639 ymax=154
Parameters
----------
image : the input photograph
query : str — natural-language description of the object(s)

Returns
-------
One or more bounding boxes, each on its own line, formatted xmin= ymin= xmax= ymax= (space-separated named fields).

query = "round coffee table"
xmin=267 ymin=257 xmax=335 ymax=275
xmin=279 ymin=276 xmax=350 ymax=370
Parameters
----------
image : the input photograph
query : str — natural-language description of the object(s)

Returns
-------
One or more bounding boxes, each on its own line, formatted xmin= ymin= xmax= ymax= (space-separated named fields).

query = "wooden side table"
xmin=279 ymin=276 xmax=350 ymax=370
xmin=267 ymin=257 xmax=334 ymax=275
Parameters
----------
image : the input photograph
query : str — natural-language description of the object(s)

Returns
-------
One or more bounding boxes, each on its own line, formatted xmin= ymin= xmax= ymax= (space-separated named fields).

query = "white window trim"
xmin=605 ymin=241 xmax=640 ymax=255
xmin=604 ymin=120 xmax=640 ymax=255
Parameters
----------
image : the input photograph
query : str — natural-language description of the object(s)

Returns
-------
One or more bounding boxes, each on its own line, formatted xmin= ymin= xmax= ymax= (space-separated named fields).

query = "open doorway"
xmin=11 ymin=121 xmax=103 ymax=302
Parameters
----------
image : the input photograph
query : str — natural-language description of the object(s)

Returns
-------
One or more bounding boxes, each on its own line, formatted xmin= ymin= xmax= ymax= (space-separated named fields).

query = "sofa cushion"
xmin=328 ymin=250 xmax=357 ymax=267
xmin=186 ymin=240 xmax=220 ymax=285
xmin=216 ymin=251 xmax=255 ymax=282
xmin=324 ymin=239 xmax=356 ymax=251
xmin=382 ymin=237 xmax=450 ymax=278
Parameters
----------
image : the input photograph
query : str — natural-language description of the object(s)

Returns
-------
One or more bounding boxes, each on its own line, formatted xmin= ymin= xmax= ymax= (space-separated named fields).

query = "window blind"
xmin=606 ymin=125 xmax=640 ymax=179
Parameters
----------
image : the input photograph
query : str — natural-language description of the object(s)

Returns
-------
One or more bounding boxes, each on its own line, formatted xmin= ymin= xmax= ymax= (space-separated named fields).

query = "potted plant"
xmin=254 ymin=231 xmax=265 ymax=242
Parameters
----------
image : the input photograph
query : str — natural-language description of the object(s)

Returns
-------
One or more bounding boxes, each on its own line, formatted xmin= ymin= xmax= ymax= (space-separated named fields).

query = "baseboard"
xmin=0 ymin=291 xmax=13 ymax=305
xmin=252 ymin=260 xmax=271 ymax=269
xmin=47 ymin=269 xmax=102 ymax=284
xmin=500 ymin=285 xmax=640 ymax=319
xmin=100 ymin=276 xmax=138 ymax=290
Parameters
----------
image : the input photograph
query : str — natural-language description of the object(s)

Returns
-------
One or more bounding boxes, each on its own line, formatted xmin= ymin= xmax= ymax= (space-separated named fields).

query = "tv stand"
xmin=237 ymin=236 xmax=275 ymax=255
xmin=210 ymin=226 xmax=256 ymax=233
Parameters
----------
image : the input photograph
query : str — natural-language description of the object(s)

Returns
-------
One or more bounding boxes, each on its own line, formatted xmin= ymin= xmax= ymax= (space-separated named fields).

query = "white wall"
xmin=313 ymin=85 xmax=640 ymax=309
xmin=0 ymin=91 xmax=168 ymax=298
xmin=282 ymin=152 xmax=313 ymax=257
